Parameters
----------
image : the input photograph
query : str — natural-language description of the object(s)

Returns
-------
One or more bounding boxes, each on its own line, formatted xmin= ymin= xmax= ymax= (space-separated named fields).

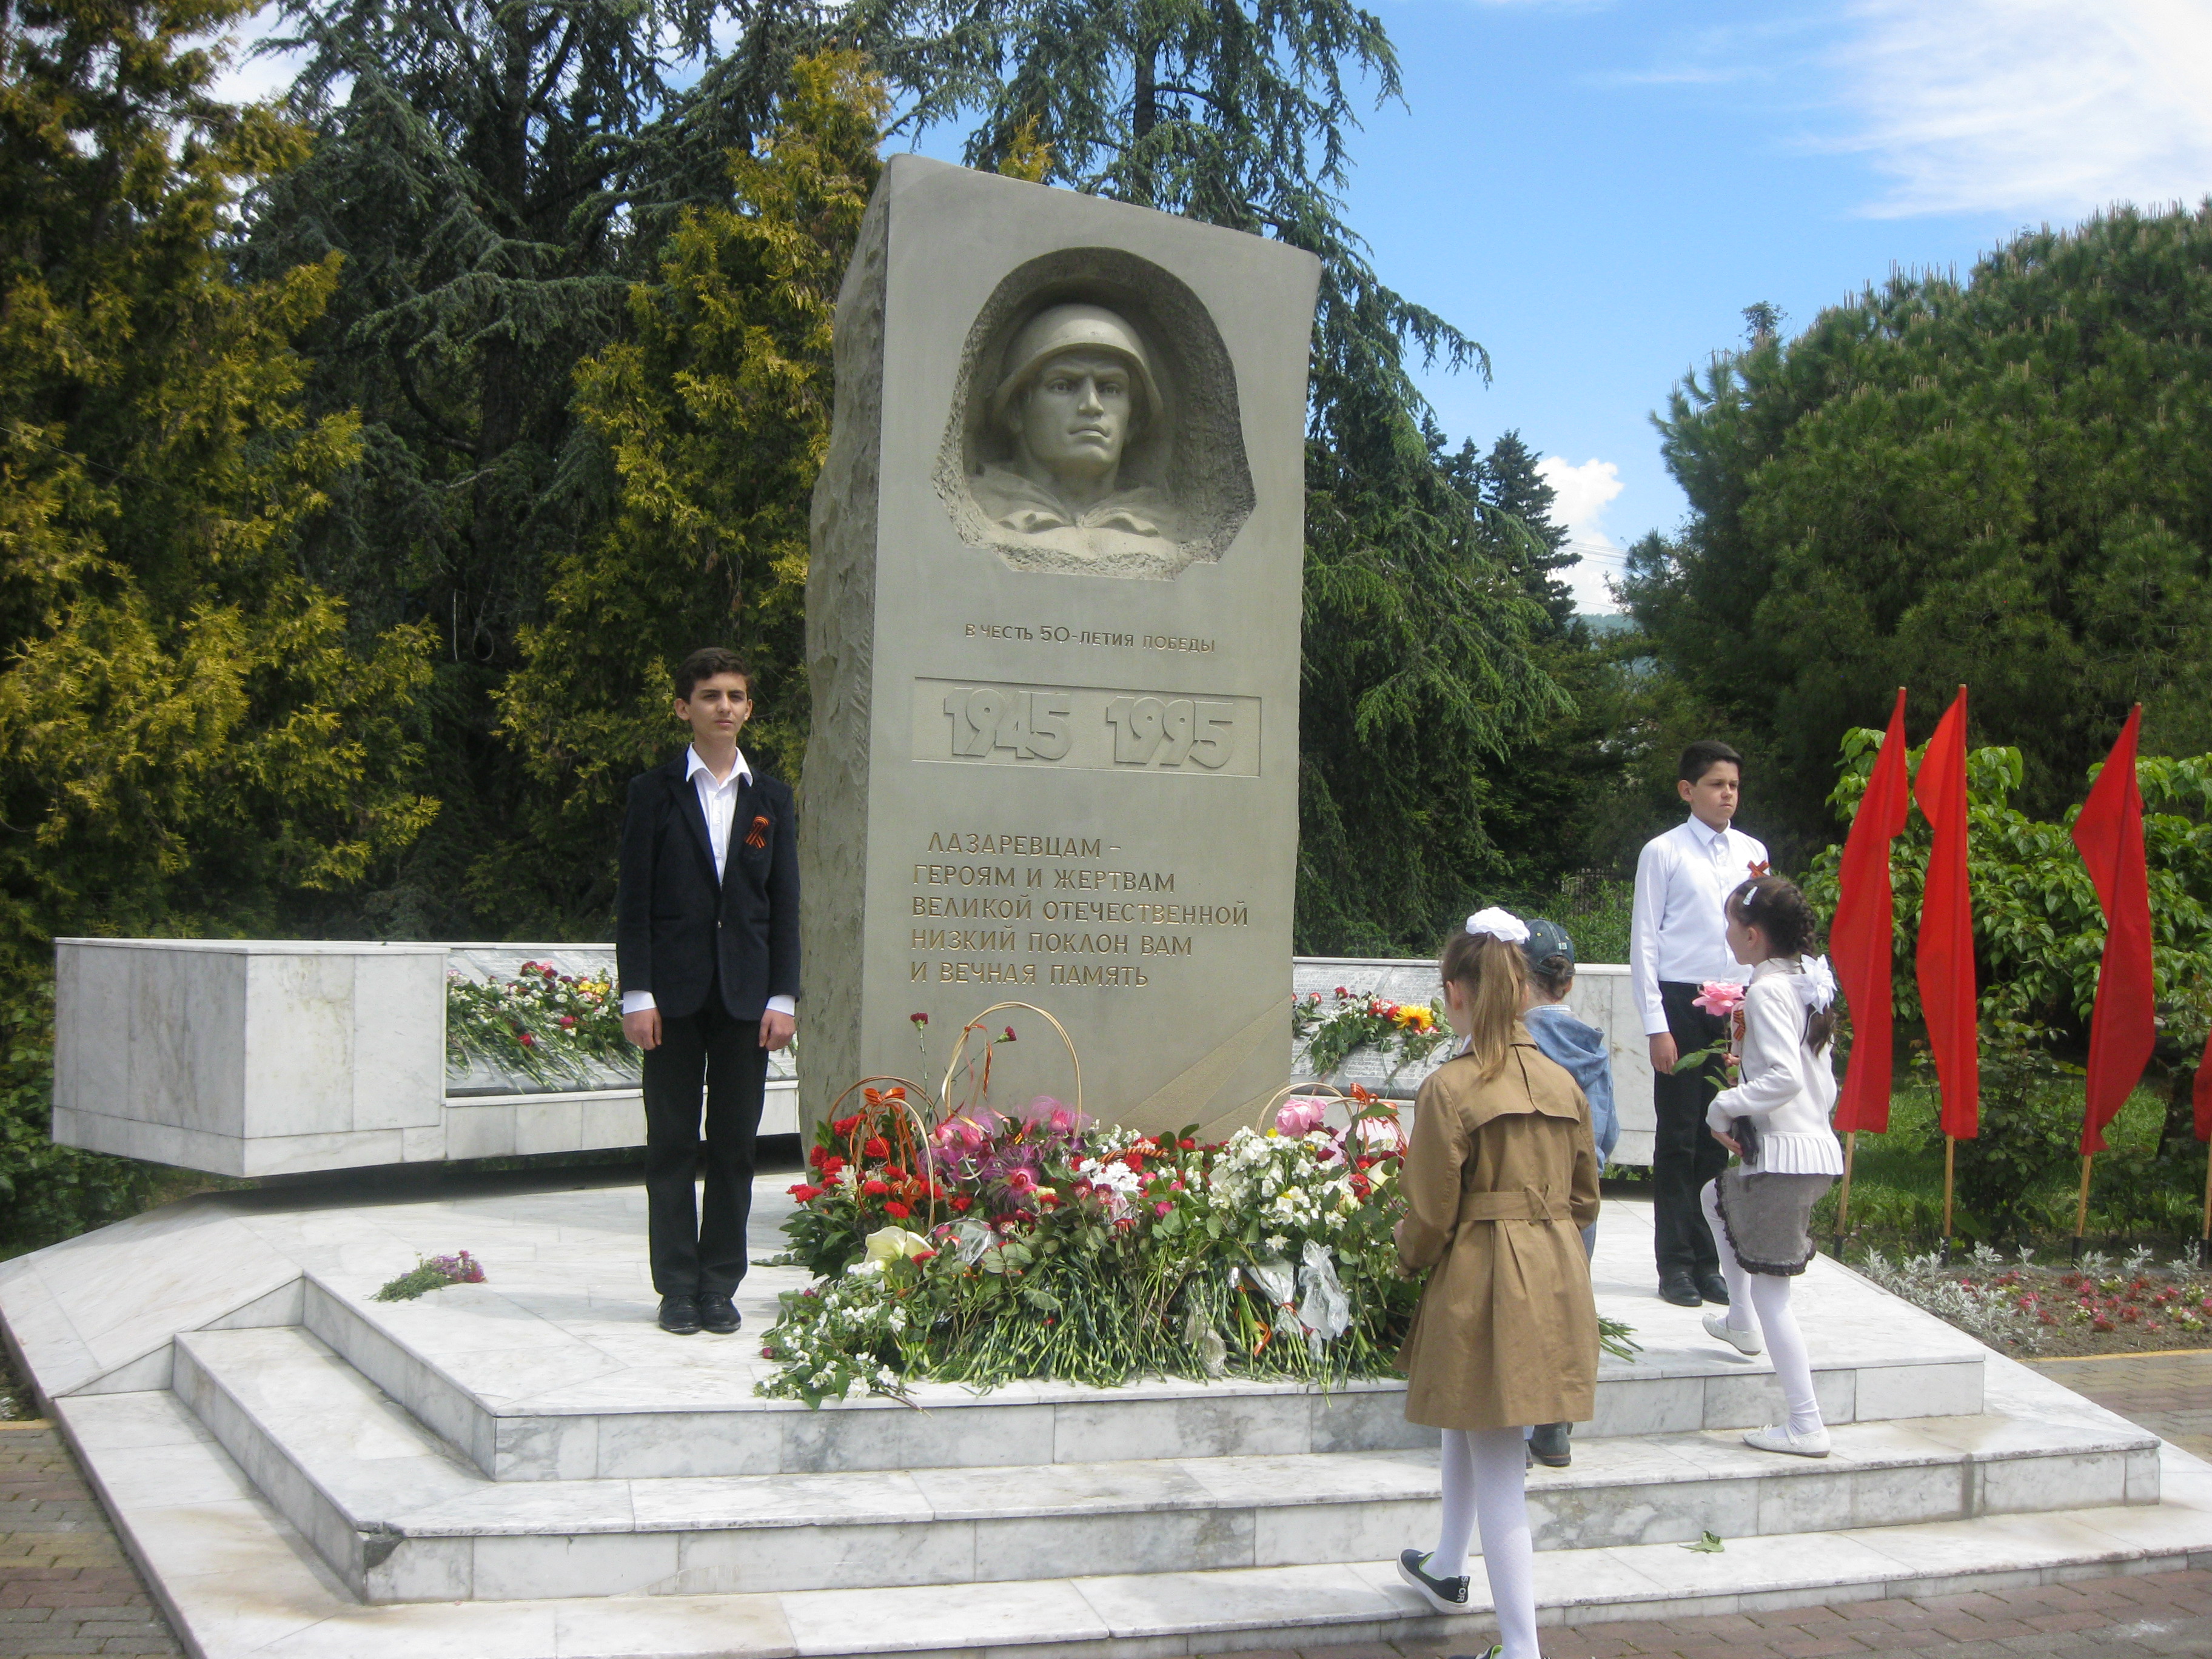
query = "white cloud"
xmin=1535 ymin=455 xmax=1629 ymax=614
xmin=202 ymin=5 xmax=313 ymax=107
xmin=1838 ymin=0 xmax=2212 ymax=218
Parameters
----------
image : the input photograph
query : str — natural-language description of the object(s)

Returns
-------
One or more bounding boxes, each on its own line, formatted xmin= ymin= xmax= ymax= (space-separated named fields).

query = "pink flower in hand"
xmin=1692 ymin=981 xmax=1746 ymax=1017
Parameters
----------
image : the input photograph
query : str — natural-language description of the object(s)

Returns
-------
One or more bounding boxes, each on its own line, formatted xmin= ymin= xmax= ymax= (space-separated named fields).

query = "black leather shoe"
xmin=1698 ymin=1272 xmax=1732 ymax=1305
xmin=657 ymin=1296 xmax=701 ymax=1335
xmin=1529 ymin=1421 xmax=1572 ymax=1467
xmin=1659 ymin=1270 xmax=1701 ymax=1307
xmin=697 ymin=1292 xmax=741 ymax=1335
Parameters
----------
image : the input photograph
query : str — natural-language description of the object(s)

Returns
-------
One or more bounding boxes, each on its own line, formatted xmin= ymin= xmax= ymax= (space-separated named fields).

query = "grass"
xmin=1819 ymin=1074 xmax=2208 ymax=1258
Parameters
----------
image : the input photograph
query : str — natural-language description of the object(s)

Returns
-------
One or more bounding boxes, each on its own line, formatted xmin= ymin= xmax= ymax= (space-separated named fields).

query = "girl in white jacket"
xmin=1700 ymin=874 xmax=1844 ymax=1458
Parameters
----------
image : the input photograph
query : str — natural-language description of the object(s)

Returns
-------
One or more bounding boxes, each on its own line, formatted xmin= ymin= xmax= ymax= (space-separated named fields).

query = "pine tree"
xmin=1630 ymin=207 xmax=2212 ymax=842
xmin=238 ymin=0 xmax=931 ymax=927
xmin=0 ymin=0 xmax=436 ymax=959
xmin=492 ymin=52 xmax=885 ymax=919
xmin=0 ymin=0 xmax=437 ymax=1238
xmin=959 ymin=0 xmax=1564 ymax=952
xmin=1458 ymin=430 xmax=1577 ymax=634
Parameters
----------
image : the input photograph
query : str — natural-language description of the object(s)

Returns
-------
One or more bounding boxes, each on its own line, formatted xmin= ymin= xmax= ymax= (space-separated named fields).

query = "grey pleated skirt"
xmin=1714 ymin=1167 xmax=1834 ymax=1276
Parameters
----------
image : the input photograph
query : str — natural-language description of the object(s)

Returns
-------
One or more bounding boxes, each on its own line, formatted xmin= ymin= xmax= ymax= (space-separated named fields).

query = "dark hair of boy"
xmin=675 ymin=646 xmax=752 ymax=702
xmin=1726 ymin=874 xmax=1840 ymax=1053
xmin=1677 ymin=739 xmax=1743 ymax=785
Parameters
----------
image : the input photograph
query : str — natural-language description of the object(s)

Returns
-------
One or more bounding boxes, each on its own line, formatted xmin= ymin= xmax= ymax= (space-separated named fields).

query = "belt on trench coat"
xmin=1458 ymin=1185 xmax=1567 ymax=1224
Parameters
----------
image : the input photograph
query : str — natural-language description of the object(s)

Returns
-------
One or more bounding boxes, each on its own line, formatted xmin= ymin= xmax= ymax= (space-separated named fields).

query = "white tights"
xmin=1433 ymin=1424 xmax=1539 ymax=1659
xmin=1702 ymin=1179 xmax=1823 ymax=1436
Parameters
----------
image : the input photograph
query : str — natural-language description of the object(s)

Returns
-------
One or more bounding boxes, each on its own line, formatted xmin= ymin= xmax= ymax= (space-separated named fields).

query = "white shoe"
xmin=1703 ymin=1312 xmax=1762 ymax=1355
xmin=1743 ymin=1423 xmax=1830 ymax=1458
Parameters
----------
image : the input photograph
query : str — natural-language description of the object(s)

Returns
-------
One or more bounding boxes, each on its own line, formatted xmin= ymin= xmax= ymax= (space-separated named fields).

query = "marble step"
xmin=173 ymin=1324 xmax=2154 ymax=1605
xmin=58 ymin=1378 xmax=2212 ymax=1659
xmin=294 ymin=1259 xmax=1988 ymax=1483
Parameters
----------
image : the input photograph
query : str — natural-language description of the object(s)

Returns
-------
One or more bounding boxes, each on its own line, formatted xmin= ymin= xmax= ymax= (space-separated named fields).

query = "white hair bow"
xmin=1464 ymin=907 xmax=1530 ymax=945
xmin=1795 ymin=955 xmax=1838 ymax=1013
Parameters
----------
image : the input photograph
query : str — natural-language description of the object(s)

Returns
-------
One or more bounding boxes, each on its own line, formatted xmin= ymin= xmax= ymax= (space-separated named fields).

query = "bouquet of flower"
xmin=445 ymin=962 xmax=631 ymax=1088
xmin=759 ymin=1091 xmax=1428 ymax=1406
xmin=1291 ymin=987 xmax=1450 ymax=1079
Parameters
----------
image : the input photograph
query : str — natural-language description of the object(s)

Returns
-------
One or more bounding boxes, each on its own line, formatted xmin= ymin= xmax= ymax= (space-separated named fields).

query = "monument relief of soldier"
xmin=967 ymin=303 xmax=1187 ymax=572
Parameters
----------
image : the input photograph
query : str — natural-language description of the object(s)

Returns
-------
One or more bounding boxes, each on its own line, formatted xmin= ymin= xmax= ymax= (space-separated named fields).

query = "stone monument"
xmin=802 ymin=156 xmax=1319 ymax=1138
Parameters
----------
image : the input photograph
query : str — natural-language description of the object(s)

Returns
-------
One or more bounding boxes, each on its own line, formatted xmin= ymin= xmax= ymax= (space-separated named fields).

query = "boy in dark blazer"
xmin=617 ymin=648 xmax=799 ymax=1335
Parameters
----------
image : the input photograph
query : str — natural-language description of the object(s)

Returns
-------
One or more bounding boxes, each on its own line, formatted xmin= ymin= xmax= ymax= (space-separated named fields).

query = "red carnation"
xmin=863 ymin=1178 xmax=890 ymax=1196
xmin=786 ymin=1183 xmax=820 ymax=1202
xmin=883 ymin=1201 xmax=911 ymax=1219
xmin=863 ymin=1136 xmax=891 ymax=1159
xmin=832 ymin=1115 xmax=862 ymax=1138
xmin=819 ymin=1155 xmax=845 ymax=1177
xmin=950 ymin=1195 xmax=973 ymax=1213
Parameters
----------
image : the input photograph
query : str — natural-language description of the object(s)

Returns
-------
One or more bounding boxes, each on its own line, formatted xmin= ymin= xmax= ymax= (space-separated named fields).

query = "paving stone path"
xmin=1 ymin=1353 xmax=2206 ymax=1658
xmin=2028 ymin=1350 xmax=2212 ymax=1461
xmin=0 ymin=1422 xmax=178 ymax=1659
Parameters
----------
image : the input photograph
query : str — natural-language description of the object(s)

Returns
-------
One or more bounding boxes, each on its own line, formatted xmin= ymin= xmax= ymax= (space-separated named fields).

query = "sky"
xmin=212 ymin=0 xmax=2212 ymax=612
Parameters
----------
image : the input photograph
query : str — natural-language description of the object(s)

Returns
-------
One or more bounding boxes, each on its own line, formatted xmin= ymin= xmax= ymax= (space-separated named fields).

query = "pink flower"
xmin=1276 ymin=1098 xmax=1329 ymax=1137
xmin=1155 ymin=1200 xmax=1173 ymax=1217
xmin=1005 ymin=1167 xmax=1039 ymax=1197
xmin=1691 ymin=980 xmax=1746 ymax=1017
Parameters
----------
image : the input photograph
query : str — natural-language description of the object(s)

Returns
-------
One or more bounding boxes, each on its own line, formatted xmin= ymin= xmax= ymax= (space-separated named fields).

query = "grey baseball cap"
xmin=1520 ymin=917 xmax=1575 ymax=968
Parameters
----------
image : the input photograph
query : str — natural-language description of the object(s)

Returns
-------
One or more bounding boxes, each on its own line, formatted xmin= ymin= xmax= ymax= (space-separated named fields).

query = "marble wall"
xmin=1290 ymin=956 xmax=1657 ymax=1166
xmin=52 ymin=940 xmax=800 ymax=1178
xmin=50 ymin=940 xmax=1645 ymax=1177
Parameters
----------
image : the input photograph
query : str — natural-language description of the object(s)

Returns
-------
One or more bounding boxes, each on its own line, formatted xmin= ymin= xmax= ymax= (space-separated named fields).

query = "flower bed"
xmin=445 ymin=961 xmax=628 ymax=1087
xmin=1858 ymin=1242 xmax=2212 ymax=1356
xmin=760 ymin=1087 xmax=1635 ymax=1406
xmin=1291 ymin=987 xmax=1449 ymax=1079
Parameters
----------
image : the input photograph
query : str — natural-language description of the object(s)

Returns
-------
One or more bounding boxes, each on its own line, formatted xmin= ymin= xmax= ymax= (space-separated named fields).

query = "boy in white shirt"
xmin=1629 ymin=740 xmax=1769 ymax=1308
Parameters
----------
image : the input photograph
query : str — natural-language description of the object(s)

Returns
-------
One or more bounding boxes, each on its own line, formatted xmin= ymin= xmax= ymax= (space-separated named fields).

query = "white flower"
xmin=1077 ymin=1158 xmax=1141 ymax=1197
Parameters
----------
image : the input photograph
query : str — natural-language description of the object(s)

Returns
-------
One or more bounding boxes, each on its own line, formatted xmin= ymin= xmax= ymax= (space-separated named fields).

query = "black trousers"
xmin=1653 ymin=979 xmax=1731 ymax=1279
xmin=642 ymin=986 xmax=769 ymax=1298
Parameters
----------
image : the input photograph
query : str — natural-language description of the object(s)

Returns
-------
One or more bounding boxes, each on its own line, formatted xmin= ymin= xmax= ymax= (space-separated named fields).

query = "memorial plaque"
xmin=802 ymin=156 xmax=1319 ymax=1138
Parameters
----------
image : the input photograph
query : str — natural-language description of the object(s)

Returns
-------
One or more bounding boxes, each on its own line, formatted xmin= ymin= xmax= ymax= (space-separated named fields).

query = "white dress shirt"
xmin=622 ymin=745 xmax=797 ymax=1021
xmin=1708 ymin=957 xmax=1844 ymax=1176
xmin=1628 ymin=814 xmax=1770 ymax=1036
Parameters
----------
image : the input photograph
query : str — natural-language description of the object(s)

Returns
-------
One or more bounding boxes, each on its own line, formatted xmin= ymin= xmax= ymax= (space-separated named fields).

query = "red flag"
xmin=1914 ymin=688 xmax=1979 ymax=1139
xmin=2196 ymin=1027 xmax=2212 ymax=1142
xmin=2071 ymin=706 xmax=2155 ymax=1155
xmin=1832 ymin=689 xmax=1911 ymax=1133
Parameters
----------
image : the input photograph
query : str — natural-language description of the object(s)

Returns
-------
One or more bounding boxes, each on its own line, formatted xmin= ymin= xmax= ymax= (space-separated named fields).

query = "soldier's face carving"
xmin=1010 ymin=349 xmax=1141 ymax=504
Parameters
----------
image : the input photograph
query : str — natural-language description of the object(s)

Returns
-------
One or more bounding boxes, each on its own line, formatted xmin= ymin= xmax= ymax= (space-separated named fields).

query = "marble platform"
xmin=5 ymin=1184 xmax=2208 ymax=1657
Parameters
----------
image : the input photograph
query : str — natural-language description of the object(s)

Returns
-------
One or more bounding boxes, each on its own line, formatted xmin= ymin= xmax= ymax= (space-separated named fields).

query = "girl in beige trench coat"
xmin=1392 ymin=910 xmax=1601 ymax=1659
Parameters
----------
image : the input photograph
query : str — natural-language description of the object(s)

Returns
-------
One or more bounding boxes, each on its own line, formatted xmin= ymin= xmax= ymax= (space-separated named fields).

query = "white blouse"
xmin=1706 ymin=957 xmax=1845 ymax=1178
